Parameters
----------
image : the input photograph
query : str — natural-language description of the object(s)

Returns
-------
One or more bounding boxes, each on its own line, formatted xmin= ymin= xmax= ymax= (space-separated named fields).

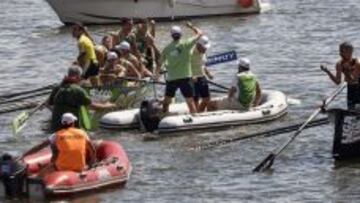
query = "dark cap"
xmin=339 ymin=41 xmax=353 ymax=51
xmin=121 ymin=18 xmax=133 ymax=25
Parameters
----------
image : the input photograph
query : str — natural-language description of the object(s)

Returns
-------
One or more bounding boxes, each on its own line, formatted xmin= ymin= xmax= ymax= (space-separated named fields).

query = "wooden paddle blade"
xmin=253 ymin=153 xmax=275 ymax=172
xmin=11 ymin=112 xmax=29 ymax=136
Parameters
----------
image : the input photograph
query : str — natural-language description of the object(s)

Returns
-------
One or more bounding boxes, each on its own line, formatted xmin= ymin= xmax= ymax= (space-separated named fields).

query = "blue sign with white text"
xmin=206 ymin=51 xmax=238 ymax=66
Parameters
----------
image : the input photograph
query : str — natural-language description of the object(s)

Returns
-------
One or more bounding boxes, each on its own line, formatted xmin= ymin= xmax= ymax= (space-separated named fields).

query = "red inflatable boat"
xmin=21 ymin=140 xmax=131 ymax=198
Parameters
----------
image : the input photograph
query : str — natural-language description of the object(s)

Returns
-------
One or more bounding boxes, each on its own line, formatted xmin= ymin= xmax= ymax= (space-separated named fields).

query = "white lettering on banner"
xmin=341 ymin=115 xmax=360 ymax=144
xmin=206 ymin=51 xmax=237 ymax=66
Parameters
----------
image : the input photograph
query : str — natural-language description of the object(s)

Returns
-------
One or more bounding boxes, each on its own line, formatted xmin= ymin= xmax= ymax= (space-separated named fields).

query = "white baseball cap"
xmin=170 ymin=26 xmax=182 ymax=35
xmin=61 ymin=113 xmax=78 ymax=125
xmin=117 ymin=41 xmax=131 ymax=51
xmin=107 ymin=51 xmax=118 ymax=60
xmin=197 ymin=36 xmax=211 ymax=49
xmin=238 ymin=58 xmax=251 ymax=69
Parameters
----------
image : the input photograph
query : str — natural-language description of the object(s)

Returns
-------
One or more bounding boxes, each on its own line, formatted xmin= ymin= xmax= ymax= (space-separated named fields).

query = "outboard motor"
xmin=0 ymin=153 xmax=26 ymax=199
xmin=139 ymin=99 xmax=164 ymax=132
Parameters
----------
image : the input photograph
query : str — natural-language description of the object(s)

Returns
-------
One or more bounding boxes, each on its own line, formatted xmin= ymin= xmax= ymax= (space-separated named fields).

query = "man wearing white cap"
xmin=23 ymin=113 xmax=96 ymax=173
xmin=116 ymin=41 xmax=152 ymax=77
xmin=156 ymin=22 xmax=203 ymax=114
xmin=211 ymin=58 xmax=262 ymax=110
xmin=99 ymin=51 xmax=127 ymax=85
xmin=191 ymin=35 xmax=214 ymax=112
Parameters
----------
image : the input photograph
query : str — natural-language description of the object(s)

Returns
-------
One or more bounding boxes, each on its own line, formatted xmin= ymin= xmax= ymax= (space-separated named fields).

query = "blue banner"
xmin=206 ymin=51 xmax=238 ymax=66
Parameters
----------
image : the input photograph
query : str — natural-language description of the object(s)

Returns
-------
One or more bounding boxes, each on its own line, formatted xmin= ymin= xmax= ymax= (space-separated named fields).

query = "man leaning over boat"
xmin=47 ymin=66 xmax=116 ymax=132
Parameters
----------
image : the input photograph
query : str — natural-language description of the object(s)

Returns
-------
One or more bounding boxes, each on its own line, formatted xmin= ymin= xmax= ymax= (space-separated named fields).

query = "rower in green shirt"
xmin=210 ymin=58 xmax=262 ymax=111
xmin=156 ymin=22 xmax=203 ymax=114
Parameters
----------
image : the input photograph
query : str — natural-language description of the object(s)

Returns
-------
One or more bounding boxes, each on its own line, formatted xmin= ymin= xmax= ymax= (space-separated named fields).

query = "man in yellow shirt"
xmin=72 ymin=23 xmax=99 ymax=86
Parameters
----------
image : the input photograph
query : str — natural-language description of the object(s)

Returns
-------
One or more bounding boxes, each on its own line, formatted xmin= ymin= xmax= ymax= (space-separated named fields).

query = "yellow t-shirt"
xmin=78 ymin=34 xmax=98 ymax=69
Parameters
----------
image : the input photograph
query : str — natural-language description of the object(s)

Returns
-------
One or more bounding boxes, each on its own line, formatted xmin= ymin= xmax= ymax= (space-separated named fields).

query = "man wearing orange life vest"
xmin=23 ymin=113 xmax=96 ymax=173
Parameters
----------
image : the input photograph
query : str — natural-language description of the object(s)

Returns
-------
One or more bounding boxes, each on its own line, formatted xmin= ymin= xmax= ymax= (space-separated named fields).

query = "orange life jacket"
xmin=55 ymin=127 xmax=88 ymax=172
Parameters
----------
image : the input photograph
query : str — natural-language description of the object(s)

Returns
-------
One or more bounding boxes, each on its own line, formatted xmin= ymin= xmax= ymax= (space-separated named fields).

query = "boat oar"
xmin=0 ymin=90 xmax=52 ymax=105
xmin=121 ymin=77 xmax=230 ymax=94
xmin=252 ymin=83 xmax=346 ymax=172
xmin=119 ymin=77 xmax=166 ymax=85
xmin=11 ymin=99 xmax=48 ymax=136
xmin=207 ymin=80 xmax=230 ymax=91
xmin=0 ymin=100 xmax=43 ymax=115
xmin=0 ymin=84 xmax=55 ymax=99
xmin=195 ymin=117 xmax=329 ymax=151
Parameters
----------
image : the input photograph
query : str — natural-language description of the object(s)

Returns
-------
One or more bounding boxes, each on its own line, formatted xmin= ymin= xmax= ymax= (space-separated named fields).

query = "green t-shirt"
xmin=191 ymin=48 xmax=206 ymax=77
xmin=161 ymin=37 xmax=197 ymax=81
xmin=235 ymin=72 xmax=257 ymax=108
xmin=49 ymin=83 xmax=91 ymax=132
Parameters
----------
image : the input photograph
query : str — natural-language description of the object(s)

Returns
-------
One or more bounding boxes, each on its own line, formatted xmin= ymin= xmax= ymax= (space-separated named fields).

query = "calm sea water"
xmin=1 ymin=0 xmax=360 ymax=202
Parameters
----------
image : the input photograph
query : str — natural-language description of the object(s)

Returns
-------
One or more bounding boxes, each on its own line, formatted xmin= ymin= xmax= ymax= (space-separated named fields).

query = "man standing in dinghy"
xmin=22 ymin=113 xmax=96 ymax=174
xmin=48 ymin=66 xmax=116 ymax=132
xmin=156 ymin=23 xmax=203 ymax=114
xmin=191 ymin=35 xmax=214 ymax=112
xmin=210 ymin=58 xmax=262 ymax=111
xmin=321 ymin=42 xmax=360 ymax=109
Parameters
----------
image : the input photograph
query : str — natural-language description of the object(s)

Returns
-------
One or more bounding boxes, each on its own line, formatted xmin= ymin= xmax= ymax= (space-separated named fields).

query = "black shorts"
xmin=194 ymin=76 xmax=210 ymax=100
xmin=83 ymin=61 xmax=99 ymax=79
xmin=347 ymin=83 xmax=360 ymax=109
xmin=165 ymin=78 xmax=194 ymax=98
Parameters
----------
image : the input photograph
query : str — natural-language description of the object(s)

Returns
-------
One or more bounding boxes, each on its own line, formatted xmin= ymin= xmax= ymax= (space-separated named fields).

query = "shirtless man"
xmin=116 ymin=41 xmax=152 ymax=77
xmin=321 ymin=42 xmax=360 ymax=109
xmin=112 ymin=18 xmax=135 ymax=47
xmin=99 ymin=51 xmax=126 ymax=85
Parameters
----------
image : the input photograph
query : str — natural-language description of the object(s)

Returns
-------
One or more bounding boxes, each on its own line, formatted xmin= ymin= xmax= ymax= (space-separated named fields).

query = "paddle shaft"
xmin=0 ymin=90 xmax=52 ymax=105
xmin=0 ymin=100 xmax=42 ymax=114
xmin=197 ymin=117 xmax=329 ymax=151
xmin=0 ymin=84 xmax=55 ymax=99
xmin=253 ymin=83 xmax=346 ymax=172
xmin=29 ymin=99 xmax=48 ymax=117
xmin=121 ymin=77 xmax=229 ymax=94
xmin=207 ymin=80 xmax=230 ymax=91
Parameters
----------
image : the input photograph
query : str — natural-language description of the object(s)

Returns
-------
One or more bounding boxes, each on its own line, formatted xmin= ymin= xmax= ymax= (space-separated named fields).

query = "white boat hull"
xmin=45 ymin=0 xmax=262 ymax=24
xmin=100 ymin=90 xmax=288 ymax=133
